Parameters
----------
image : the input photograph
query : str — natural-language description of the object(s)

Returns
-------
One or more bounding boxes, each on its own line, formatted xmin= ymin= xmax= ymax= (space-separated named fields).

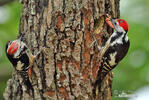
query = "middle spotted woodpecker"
xmin=93 ymin=15 xmax=130 ymax=96
xmin=6 ymin=35 xmax=42 ymax=88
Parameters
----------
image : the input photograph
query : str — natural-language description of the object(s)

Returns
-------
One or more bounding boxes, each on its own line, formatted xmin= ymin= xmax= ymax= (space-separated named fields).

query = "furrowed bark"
xmin=4 ymin=0 xmax=120 ymax=100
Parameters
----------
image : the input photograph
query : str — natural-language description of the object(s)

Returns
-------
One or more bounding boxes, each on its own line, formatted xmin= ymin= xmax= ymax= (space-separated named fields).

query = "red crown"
xmin=8 ymin=42 xmax=19 ymax=55
xmin=117 ymin=19 xmax=129 ymax=31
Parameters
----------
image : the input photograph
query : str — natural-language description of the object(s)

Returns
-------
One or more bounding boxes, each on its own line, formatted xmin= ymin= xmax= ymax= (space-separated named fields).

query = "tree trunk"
xmin=4 ymin=0 xmax=120 ymax=100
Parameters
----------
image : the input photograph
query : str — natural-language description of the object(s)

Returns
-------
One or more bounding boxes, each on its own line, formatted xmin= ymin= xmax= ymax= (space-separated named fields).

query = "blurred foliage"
xmin=0 ymin=0 xmax=149 ymax=100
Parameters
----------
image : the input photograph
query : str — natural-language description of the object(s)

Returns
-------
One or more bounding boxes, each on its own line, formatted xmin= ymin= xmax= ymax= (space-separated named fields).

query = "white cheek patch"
xmin=125 ymin=36 xmax=128 ymax=42
xmin=111 ymin=34 xmax=124 ymax=46
xmin=110 ymin=32 xmax=129 ymax=46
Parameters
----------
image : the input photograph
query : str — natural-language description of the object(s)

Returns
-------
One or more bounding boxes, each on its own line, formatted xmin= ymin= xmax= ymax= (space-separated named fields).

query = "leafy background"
xmin=0 ymin=1 xmax=22 ymax=99
xmin=0 ymin=0 xmax=148 ymax=100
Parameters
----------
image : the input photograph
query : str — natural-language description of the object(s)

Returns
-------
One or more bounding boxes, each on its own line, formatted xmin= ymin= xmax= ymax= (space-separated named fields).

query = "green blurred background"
xmin=0 ymin=1 xmax=22 ymax=99
xmin=0 ymin=0 xmax=149 ymax=100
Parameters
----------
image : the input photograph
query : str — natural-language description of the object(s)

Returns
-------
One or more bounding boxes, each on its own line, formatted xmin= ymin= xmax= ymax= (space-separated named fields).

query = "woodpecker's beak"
xmin=111 ymin=19 xmax=114 ymax=24
xmin=106 ymin=18 xmax=119 ymax=31
xmin=111 ymin=19 xmax=116 ymax=28
xmin=18 ymin=34 xmax=23 ymax=41
xmin=7 ymin=42 xmax=19 ymax=55
xmin=111 ymin=19 xmax=120 ymax=32
xmin=106 ymin=18 xmax=118 ymax=30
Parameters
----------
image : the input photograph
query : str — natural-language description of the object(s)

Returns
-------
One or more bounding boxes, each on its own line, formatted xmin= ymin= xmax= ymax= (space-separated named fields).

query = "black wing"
xmin=93 ymin=40 xmax=130 ymax=96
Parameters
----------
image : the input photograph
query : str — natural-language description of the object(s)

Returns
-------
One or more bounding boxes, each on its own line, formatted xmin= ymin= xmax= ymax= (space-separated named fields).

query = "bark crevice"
xmin=54 ymin=53 xmax=59 ymax=100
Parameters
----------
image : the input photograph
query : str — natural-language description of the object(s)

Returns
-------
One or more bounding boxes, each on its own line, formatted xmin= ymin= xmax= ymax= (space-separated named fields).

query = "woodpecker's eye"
xmin=120 ymin=20 xmax=123 ymax=23
xmin=114 ymin=22 xmax=117 ymax=25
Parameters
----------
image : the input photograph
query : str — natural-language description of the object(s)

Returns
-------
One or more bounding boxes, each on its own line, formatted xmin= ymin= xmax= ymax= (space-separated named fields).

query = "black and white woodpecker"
xmin=6 ymin=35 xmax=41 ymax=87
xmin=93 ymin=15 xmax=130 ymax=96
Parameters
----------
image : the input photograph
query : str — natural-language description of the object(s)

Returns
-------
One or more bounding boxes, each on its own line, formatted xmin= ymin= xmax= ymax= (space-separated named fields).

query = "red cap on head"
xmin=8 ymin=42 xmax=19 ymax=55
xmin=117 ymin=19 xmax=129 ymax=31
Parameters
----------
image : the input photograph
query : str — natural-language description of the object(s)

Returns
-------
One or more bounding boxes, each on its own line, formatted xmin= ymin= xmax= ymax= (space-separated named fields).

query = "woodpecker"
xmin=6 ymin=35 xmax=41 ymax=87
xmin=93 ymin=15 xmax=130 ymax=96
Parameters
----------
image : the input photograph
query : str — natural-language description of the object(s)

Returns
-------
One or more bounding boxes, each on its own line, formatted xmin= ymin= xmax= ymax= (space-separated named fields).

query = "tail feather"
xmin=24 ymin=77 xmax=33 ymax=91
xmin=18 ymin=71 xmax=33 ymax=91
xmin=92 ymin=61 xmax=109 ymax=97
xmin=93 ymin=70 xmax=105 ymax=98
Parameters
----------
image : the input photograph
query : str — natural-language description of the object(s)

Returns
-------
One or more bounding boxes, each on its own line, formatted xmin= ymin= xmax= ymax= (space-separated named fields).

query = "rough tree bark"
xmin=4 ymin=0 xmax=120 ymax=100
